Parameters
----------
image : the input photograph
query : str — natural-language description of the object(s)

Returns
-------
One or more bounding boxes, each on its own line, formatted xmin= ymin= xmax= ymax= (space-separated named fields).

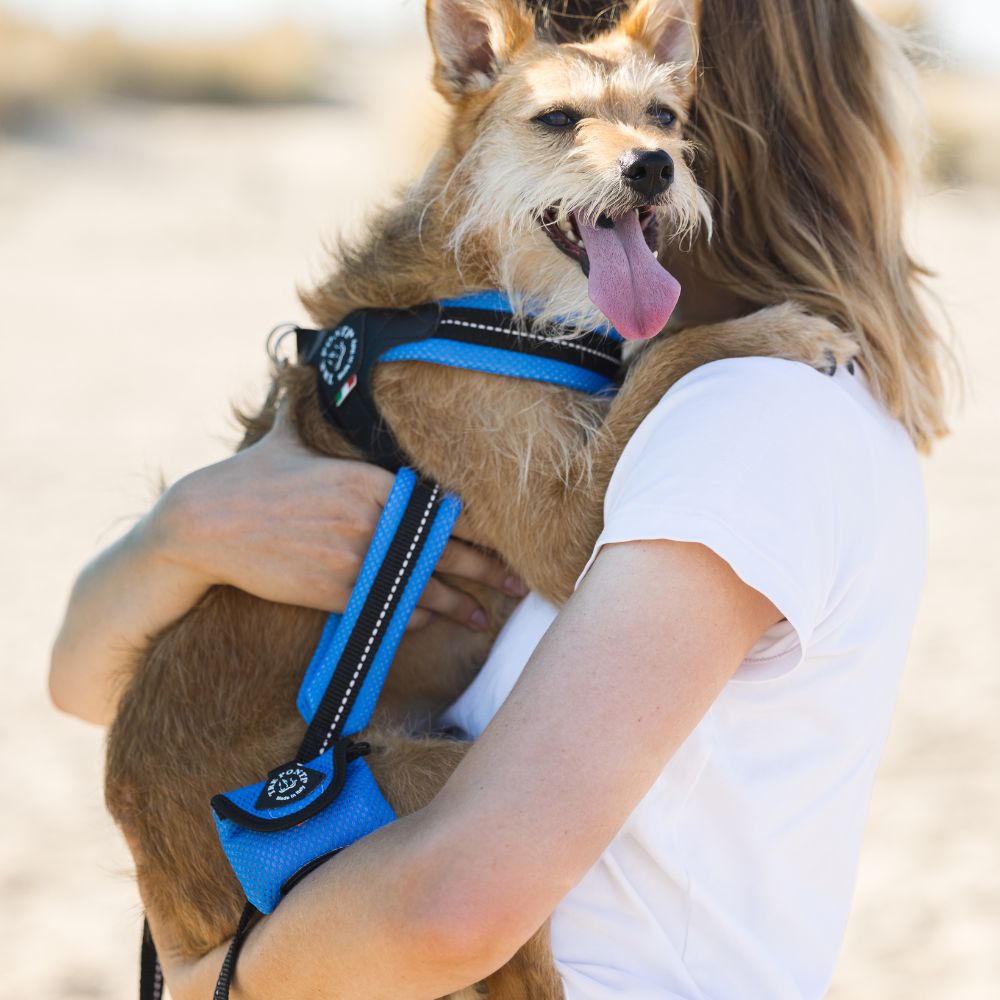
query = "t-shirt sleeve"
xmin=583 ymin=357 xmax=871 ymax=675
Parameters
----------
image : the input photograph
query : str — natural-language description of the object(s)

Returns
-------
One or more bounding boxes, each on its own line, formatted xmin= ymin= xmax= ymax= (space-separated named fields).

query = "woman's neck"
xmin=660 ymin=244 xmax=752 ymax=327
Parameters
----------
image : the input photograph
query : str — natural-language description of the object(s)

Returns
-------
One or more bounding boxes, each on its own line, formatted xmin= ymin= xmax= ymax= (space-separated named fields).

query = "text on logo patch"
xmin=255 ymin=763 xmax=325 ymax=810
xmin=318 ymin=325 xmax=360 ymax=390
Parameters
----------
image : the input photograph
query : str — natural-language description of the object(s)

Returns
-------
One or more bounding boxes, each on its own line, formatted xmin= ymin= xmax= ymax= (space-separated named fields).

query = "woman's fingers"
xmin=435 ymin=539 xmax=526 ymax=597
xmin=417 ymin=576 xmax=490 ymax=631
xmin=406 ymin=607 xmax=435 ymax=631
xmin=189 ymin=418 xmax=520 ymax=621
xmin=414 ymin=538 xmax=526 ymax=629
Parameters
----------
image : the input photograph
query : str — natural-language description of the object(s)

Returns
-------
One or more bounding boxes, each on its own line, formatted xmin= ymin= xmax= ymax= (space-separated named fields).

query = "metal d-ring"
xmin=266 ymin=323 xmax=300 ymax=368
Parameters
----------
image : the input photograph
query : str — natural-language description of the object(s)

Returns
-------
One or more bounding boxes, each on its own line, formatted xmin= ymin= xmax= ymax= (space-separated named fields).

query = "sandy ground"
xmin=1 ymin=46 xmax=997 ymax=1000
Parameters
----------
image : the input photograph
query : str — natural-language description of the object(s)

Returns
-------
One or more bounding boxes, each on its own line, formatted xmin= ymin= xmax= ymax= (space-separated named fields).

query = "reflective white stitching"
xmin=318 ymin=485 xmax=440 ymax=754
xmin=438 ymin=317 xmax=618 ymax=366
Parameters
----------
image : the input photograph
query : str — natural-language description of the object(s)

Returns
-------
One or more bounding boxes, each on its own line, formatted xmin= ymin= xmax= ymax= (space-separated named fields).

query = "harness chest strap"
xmin=296 ymin=293 xmax=622 ymax=473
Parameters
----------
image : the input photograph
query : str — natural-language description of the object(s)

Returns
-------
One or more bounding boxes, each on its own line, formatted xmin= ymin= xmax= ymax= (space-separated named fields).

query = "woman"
xmin=49 ymin=0 xmax=950 ymax=997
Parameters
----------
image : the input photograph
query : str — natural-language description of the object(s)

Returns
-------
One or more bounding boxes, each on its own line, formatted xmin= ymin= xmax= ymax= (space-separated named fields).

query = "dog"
xmin=105 ymin=1 xmax=855 ymax=996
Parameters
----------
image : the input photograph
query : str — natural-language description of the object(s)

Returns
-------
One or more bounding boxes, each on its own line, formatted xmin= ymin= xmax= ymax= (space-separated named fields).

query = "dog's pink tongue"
xmin=576 ymin=211 xmax=680 ymax=340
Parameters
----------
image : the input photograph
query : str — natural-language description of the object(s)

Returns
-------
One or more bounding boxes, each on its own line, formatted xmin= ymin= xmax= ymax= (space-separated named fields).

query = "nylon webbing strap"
xmin=139 ymin=906 xmax=256 ymax=1000
xmin=295 ymin=468 xmax=462 ymax=749
xmin=297 ymin=474 xmax=455 ymax=757
xmin=213 ymin=902 xmax=257 ymax=1000
xmin=139 ymin=920 xmax=163 ymax=1000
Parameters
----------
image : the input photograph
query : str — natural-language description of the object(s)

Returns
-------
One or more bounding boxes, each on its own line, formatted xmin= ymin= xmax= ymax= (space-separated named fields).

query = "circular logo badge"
xmin=318 ymin=324 xmax=360 ymax=389
xmin=264 ymin=766 xmax=312 ymax=805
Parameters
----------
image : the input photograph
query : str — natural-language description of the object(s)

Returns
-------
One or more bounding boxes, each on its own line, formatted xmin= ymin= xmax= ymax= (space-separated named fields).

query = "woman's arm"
xmin=49 ymin=505 xmax=216 ymax=726
xmin=50 ymin=414 xmax=522 ymax=726
xmin=145 ymin=537 xmax=780 ymax=1000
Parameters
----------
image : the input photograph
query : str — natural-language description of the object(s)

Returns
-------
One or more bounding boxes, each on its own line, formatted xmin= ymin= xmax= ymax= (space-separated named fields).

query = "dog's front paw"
xmin=751 ymin=303 xmax=859 ymax=375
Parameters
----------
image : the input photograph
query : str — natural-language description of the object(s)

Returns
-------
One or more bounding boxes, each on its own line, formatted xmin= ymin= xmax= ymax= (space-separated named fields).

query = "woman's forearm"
xmin=49 ymin=418 xmax=517 ymax=727
xmin=144 ymin=810 xmax=501 ymax=1000
xmin=49 ymin=491 xmax=211 ymax=726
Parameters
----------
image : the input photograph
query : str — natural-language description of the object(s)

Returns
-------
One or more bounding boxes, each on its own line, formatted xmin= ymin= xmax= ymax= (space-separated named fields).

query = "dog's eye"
xmin=649 ymin=105 xmax=678 ymax=129
xmin=534 ymin=109 xmax=579 ymax=129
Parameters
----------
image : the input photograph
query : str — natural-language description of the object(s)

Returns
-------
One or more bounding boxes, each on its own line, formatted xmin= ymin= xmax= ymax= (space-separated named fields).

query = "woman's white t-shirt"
xmin=441 ymin=357 xmax=927 ymax=1000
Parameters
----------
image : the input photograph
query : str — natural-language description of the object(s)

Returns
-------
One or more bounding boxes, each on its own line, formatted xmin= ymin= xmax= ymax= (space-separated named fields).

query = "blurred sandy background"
xmin=0 ymin=1 xmax=996 ymax=997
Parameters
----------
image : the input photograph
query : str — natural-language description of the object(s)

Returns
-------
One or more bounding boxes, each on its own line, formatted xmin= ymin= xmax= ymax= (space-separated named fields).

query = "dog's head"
xmin=427 ymin=0 xmax=706 ymax=340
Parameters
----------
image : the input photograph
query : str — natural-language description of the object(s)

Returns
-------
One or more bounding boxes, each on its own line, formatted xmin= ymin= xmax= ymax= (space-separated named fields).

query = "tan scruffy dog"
xmin=105 ymin=0 xmax=854 ymax=997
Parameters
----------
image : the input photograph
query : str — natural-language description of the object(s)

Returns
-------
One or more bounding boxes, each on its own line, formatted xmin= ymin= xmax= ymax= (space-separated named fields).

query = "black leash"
xmin=139 ymin=920 xmax=164 ymax=1000
xmin=212 ymin=902 xmax=257 ymax=1000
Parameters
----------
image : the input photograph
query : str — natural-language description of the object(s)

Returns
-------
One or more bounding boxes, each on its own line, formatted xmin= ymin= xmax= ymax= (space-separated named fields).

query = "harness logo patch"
xmin=255 ymin=763 xmax=325 ymax=810
xmin=318 ymin=324 xmax=360 ymax=393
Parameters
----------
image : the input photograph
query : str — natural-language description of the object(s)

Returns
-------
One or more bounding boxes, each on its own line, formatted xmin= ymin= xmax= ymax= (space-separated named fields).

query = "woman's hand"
xmin=160 ymin=409 xmax=519 ymax=625
xmin=50 ymin=408 xmax=522 ymax=726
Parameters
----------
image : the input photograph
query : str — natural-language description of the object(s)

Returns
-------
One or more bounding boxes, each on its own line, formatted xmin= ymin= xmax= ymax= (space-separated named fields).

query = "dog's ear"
xmin=618 ymin=0 xmax=699 ymax=69
xmin=426 ymin=0 xmax=535 ymax=103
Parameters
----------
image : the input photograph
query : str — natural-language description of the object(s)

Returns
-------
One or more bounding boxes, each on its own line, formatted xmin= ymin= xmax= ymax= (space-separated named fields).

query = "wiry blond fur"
xmin=104 ymin=1 xmax=854 ymax=997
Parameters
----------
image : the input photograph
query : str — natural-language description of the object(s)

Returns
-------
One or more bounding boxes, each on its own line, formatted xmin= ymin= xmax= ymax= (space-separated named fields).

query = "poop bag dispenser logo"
xmin=255 ymin=763 xmax=325 ymax=810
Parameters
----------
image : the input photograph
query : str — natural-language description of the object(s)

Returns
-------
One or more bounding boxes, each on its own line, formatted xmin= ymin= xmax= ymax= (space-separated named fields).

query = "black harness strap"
xmin=296 ymin=309 xmax=406 ymax=473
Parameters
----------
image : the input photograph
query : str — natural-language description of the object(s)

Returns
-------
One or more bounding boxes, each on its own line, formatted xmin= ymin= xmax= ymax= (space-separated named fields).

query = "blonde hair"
xmin=687 ymin=0 xmax=951 ymax=449
xmin=535 ymin=0 xmax=953 ymax=449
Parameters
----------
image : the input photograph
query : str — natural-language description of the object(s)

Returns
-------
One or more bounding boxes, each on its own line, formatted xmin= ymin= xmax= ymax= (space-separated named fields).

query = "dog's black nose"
xmin=619 ymin=148 xmax=674 ymax=198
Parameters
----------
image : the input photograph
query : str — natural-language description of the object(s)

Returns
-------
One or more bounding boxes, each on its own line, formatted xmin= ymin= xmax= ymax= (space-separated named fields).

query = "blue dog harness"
xmin=294 ymin=291 xmax=622 ymax=472
xmin=137 ymin=294 xmax=622 ymax=1000
xmin=212 ymin=469 xmax=461 ymax=916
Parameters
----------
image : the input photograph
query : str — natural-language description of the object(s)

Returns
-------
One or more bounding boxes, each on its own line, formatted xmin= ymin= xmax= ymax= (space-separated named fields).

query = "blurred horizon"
xmin=2 ymin=0 xmax=998 ymax=187
xmin=0 ymin=0 xmax=998 ymax=72
xmin=0 ymin=0 xmax=425 ymax=41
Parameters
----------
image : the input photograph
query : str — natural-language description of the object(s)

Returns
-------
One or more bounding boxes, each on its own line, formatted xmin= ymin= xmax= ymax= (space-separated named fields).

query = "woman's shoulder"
xmin=592 ymin=356 xmax=924 ymax=657
xmin=604 ymin=353 xmax=920 ymax=552
xmin=624 ymin=354 xmax=906 ymax=474
xmin=659 ymin=354 xmax=869 ymax=423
